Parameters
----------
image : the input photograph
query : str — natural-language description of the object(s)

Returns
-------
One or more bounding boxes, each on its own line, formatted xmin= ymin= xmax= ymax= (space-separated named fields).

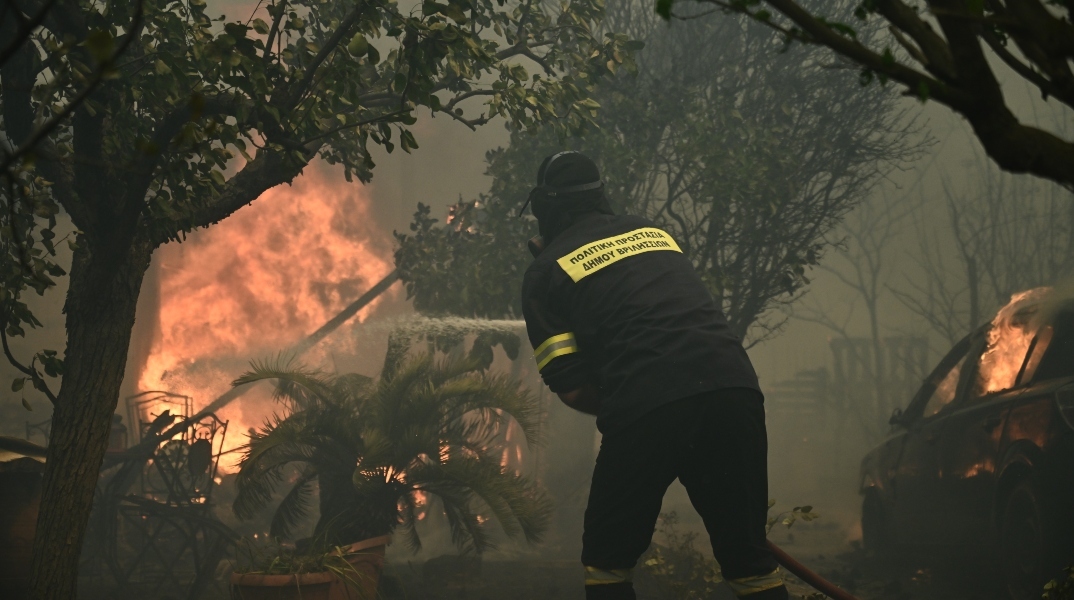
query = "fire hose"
xmin=767 ymin=540 xmax=860 ymax=600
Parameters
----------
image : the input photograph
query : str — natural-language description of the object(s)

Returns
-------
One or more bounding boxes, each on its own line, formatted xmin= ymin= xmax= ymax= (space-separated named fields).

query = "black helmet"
xmin=534 ymin=151 xmax=604 ymax=198
xmin=520 ymin=151 xmax=612 ymax=240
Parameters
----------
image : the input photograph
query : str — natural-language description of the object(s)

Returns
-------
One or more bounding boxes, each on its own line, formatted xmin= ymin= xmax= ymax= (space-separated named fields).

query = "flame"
xmin=978 ymin=287 xmax=1051 ymax=394
xmin=135 ymin=163 xmax=395 ymax=471
xmin=959 ymin=458 xmax=994 ymax=479
xmin=413 ymin=490 xmax=428 ymax=521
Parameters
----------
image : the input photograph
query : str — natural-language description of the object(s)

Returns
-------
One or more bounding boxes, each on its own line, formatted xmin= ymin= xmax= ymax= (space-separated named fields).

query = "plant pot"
xmin=328 ymin=535 xmax=390 ymax=600
xmin=230 ymin=571 xmax=334 ymax=600
xmin=230 ymin=535 xmax=389 ymax=600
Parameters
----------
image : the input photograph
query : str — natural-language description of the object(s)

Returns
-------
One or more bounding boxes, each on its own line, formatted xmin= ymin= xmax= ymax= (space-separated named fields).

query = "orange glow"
xmin=413 ymin=490 xmax=429 ymax=521
xmin=978 ymin=288 xmax=1051 ymax=394
xmin=136 ymin=164 xmax=395 ymax=471
xmin=959 ymin=458 xmax=994 ymax=479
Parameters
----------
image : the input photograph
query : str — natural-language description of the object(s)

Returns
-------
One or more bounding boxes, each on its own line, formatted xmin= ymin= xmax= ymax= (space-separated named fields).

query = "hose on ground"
xmin=767 ymin=540 xmax=860 ymax=600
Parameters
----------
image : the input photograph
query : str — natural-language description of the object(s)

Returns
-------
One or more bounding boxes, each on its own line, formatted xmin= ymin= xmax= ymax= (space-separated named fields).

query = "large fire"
xmin=134 ymin=163 xmax=396 ymax=470
xmin=978 ymin=287 xmax=1051 ymax=394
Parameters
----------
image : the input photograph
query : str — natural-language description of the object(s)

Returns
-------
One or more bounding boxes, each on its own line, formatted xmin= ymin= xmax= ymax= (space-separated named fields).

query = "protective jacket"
xmin=521 ymin=212 xmax=760 ymax=433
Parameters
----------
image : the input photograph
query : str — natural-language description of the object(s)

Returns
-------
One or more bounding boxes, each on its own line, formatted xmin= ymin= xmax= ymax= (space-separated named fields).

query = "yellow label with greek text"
xmin=556 ymin=227 xmax=682 ymax=282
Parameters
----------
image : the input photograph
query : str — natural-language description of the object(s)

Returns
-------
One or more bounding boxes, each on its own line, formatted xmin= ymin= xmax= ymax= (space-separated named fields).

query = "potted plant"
xmin=230 ymin=351 xmax=550 ymax=598
xmin=230 ymin=539 xmax=379 ymax=600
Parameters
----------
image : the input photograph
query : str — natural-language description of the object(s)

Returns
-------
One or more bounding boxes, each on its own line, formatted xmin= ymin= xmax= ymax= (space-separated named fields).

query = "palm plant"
xmin=231 ymin=352 xmax=550 ymax=552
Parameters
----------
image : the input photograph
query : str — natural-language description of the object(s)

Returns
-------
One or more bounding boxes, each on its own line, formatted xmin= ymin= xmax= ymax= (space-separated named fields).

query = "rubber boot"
xmin=585 ymin=582 xmax=636 ymax=600
xmin=739 ymin=584 xmax=790 ymax=600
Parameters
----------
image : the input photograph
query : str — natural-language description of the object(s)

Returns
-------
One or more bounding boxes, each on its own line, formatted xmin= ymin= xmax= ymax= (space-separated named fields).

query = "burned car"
xmin=859 ymin=289 xmax=1074 ymax=599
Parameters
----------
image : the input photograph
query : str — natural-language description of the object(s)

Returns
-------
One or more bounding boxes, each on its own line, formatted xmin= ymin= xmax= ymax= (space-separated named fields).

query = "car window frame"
xmin=951 ymin=310 xmax=1053 ymax=408
xmin=946 ymin=329 xmax=995 ymax=410
xmin=904 ymin=333 xmax=975 ymax=423
xmin=1026 ymin=305 xmax=1074 ymax=385
xmin=1015 ymin=325 xmax=1054 ymax=386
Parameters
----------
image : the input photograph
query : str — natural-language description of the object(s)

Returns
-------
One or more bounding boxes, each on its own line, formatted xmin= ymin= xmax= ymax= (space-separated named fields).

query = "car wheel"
xmin=1000 ymin=481 xmax=1056 ymax=600
xmin=862 ymin=491 xmax=896 ymax=557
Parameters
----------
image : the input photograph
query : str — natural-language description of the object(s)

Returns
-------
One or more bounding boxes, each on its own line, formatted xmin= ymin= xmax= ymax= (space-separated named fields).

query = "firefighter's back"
xmin=524 ymin=212 xmax=760 ymax=433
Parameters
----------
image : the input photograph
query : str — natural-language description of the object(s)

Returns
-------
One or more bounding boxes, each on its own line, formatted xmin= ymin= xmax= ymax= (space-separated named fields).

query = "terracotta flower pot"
xmin=327 ymin=535 xmax=390 ymax=600
xmin=230 ymin=535 xmax=390 ymax=600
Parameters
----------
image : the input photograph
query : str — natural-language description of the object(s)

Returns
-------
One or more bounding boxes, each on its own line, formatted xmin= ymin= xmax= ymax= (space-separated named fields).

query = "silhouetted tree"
xmin=656 ymin=0 xmax=1074 ymax=189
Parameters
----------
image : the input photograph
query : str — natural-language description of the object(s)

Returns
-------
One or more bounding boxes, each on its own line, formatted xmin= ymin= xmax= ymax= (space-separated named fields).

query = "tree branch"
xmin=980 ymin=29 xmax=1074 ymax=109
xmin=875 ymin=0 xmax=956 ymax=80
xmin=1002 ymin=0 xmax=1074 ymax=60
xmin=0 ymin=0 xmax=145 ymax=175
xmin=285 ymin=3 xmax=364 ymax=109
xmin=686 ymin=0 xmax=1074 ymax=188
xmin=0 ymin=326 xmax=57 ymax=405
xmin=0 ymin=0 xmax=58 ymax=66
xmin=262 ymin=0 xmax=288 ymax=63
xmin=157 ymin=141 xmax=319 ymax=245
xmin=122 ymin=94 xmax=240 ymax=214
xmin=301 ymin=108 xmax=410 ymax=143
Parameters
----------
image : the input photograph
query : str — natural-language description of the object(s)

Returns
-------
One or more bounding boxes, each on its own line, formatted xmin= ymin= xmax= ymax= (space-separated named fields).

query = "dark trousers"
xmin=582 ymin=388 xmax=787 ymax=599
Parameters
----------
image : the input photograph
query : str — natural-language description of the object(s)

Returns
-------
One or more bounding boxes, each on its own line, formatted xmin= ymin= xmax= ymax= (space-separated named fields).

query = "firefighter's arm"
xmin=557 ymin=383 xmax=602 ymax=416
xmin=522 ymin=268 xmax=599 ymax=414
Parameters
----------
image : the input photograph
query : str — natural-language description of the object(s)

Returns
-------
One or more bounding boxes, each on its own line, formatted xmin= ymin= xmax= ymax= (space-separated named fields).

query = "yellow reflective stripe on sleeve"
xmin=534 ymin=332 xmax=578 ymax=371
xmin=584 ymin=566 xmax=633 ymax=585
xmin=726 ymin=568 xmax=785 ymax=597
xmin=556 ymin=227 xmax=682 ymax=283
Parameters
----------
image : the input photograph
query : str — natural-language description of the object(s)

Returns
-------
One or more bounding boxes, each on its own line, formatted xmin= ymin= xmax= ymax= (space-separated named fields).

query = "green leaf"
xmin=347 ymin=33 xmax=369 ymax=56
xmin=85 ymin=29 xmax=114 ymax=64
xmin=22 ymin=398 xmax=32 ymax=411
xmin=916 ymin=80 xmax=930 ymax=102
xmin=655 ymin=0 xmax=674 ymax=20
xmin=442 ymin=3 xmax=469 ymax=24
xmin=12 ymin=378 xmax=25 ymax=392
xmin=881 ymin=47 xmax=895 ymax=66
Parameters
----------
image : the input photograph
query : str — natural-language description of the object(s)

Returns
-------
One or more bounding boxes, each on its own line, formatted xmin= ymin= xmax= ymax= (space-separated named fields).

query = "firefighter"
xmin=520 ymin=151 xmax=789 ymax=600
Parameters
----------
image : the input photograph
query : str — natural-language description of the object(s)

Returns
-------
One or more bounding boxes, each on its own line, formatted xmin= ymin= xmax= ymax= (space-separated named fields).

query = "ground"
xmin=378 ymin=522 xmax=1011 ymax=600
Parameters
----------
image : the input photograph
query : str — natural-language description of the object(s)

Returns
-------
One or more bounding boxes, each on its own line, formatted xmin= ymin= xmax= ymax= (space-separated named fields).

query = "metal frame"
xmin=80 ymin=391 xmax=236 ymax=600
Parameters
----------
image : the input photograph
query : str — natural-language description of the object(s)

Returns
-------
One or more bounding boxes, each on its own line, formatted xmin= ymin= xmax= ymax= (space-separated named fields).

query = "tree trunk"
xmin=28 ymin=235 xmax=153 ymax=600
